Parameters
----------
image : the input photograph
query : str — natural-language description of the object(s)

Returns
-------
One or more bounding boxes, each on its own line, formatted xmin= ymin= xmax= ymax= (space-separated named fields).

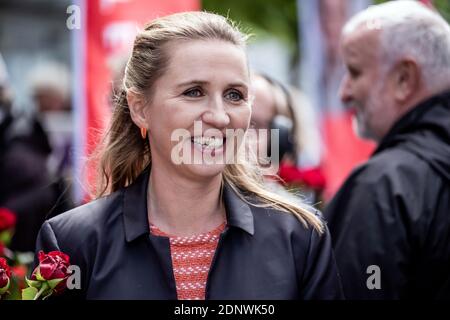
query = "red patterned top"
xmin=150 ymin=222 xmax=226 ymax=300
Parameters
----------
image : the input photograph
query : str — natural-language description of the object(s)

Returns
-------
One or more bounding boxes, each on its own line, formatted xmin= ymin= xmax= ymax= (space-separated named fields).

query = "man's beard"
xmin=350 ymin=87 xmax=383 ymax=142
xmin=352 ymin=109 xmax=373 ymax=140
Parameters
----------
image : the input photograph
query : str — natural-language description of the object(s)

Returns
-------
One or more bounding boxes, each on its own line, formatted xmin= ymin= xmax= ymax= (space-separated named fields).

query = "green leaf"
xmin=25 ymin=277 xmax=42 ymax=289
xmin=47 ymin=278 xmax=64 ymax=290
xmin=35 ymin=268 xmax=45 ymax=281
xmin=0 ymin=230 xmax=13 ymax=246
xmin=0 ymin=278 xmax=10 ymax=295
xmin=22 ymin=287 xmax=38 ymax=300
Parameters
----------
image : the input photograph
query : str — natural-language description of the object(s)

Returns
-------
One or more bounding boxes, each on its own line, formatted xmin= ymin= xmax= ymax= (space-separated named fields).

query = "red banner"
xmin=322 ymin=111 xmax=375 ymax=200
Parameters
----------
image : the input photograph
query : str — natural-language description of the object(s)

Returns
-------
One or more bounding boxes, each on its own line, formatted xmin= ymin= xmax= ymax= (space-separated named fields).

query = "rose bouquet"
xmin=0 ymin=207 xmax=71 ymax=300
xmin=0 ymin=207 xmax=24 ymax=300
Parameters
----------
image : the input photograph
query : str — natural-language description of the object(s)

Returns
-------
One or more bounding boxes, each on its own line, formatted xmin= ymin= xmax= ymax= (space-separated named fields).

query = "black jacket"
xmin=35 ymin=168 xmax=343 ymax=300
xmin=325 ymin=90 xmax=450 ymax=299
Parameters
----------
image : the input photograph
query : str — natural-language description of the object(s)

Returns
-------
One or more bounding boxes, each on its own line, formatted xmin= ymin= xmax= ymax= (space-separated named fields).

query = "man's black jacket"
xmin=35 ymin=168 xmax=343 ymax=299
xmin=325 ymin=90 xmax=450 ymax=299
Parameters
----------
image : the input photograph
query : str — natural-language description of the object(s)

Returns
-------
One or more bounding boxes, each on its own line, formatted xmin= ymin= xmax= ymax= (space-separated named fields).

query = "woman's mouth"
xmin=191 ymin=136 xmax=226 ymax=157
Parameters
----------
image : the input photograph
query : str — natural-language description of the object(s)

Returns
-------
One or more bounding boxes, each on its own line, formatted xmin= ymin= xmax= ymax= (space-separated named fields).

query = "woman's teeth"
xmin=192 ymin=136 xmax=224 ymax=149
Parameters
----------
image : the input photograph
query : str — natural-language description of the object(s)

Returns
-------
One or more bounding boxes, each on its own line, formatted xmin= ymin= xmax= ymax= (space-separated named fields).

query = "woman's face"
xmin=144 ymin=39 xmax=251 ymax=181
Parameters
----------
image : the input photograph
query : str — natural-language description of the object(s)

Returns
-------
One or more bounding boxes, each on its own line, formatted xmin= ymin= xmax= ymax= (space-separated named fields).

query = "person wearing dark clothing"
xmin=36 ymin=168 xmax=343 ymax=300
xmin=324 ymin=1 xmax=450 ymax=299
xmin=326 ymin=91 xmax=450 ymax=299
xmin=0 ymin=108 xmax=64 ymax=252
xmin=0 ymin=53 xmax=72 ymax=252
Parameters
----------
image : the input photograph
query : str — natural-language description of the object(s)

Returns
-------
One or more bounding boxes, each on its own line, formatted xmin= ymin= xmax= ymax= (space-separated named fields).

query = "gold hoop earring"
xmin=140 ymin=127 xmax=147 ymax=139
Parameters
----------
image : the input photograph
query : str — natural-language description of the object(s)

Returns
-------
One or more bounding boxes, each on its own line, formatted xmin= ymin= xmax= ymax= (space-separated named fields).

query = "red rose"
xmin=31 ymin=251 xmax=70 ymax=294
xmin=12 ymin=265 xmax=28 ymax=289
xmin=12 ymin=264 xmax=28 ymax=279
xmin=0 ymin=257 xmax=11 ymax=294
xmin=0 ymin=243 xmax=4 ymax=257
xmin=0 ymin=207 xmax=16 ymax=231
xmin=37 ymin=251 xmax=70 ymax=279
xmin=278 ymin=163 xmax=326 ymax=190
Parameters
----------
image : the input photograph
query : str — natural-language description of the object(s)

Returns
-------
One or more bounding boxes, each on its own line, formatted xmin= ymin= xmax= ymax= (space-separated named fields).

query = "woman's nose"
xmin=201 ymin=97 xmax=230 ymax=128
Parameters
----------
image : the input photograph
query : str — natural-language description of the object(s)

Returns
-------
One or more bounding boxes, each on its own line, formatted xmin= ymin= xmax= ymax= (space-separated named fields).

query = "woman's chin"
xmin=183 ymin=162 xmax=226 ymax=179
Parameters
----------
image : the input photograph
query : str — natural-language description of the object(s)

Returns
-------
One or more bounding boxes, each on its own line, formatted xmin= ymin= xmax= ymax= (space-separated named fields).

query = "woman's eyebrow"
xmin=228 ymin=82 xmax=248 ymax=90
xmin=175 ymin=80 xmax=249 ymax=90
xmin=176 ymin=80 xmax=209 ymax=88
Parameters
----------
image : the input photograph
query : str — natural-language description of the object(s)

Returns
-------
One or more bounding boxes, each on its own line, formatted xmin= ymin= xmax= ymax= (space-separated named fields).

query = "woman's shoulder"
xmin=45 ymin=190 xmax=124 ymax=242
xmin=247 ymin=198 xmax=324 ymax=243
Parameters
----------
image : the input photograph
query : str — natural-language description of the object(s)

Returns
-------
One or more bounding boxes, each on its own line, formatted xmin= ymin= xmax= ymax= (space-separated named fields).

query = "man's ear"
xmin=127 ymin=89 xmax=148 ymax=129
xmin=393 ymin=59 xmax=420 ymax=103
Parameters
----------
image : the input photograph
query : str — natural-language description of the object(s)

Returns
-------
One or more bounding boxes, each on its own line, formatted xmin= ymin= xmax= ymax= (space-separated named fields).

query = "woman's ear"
xmin=127 ymin=89 xmax=148 ymax=129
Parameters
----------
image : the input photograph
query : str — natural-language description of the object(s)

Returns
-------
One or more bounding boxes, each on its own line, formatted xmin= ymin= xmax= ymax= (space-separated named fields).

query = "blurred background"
xmin=0 ymin=0 xmax=449 ymax=253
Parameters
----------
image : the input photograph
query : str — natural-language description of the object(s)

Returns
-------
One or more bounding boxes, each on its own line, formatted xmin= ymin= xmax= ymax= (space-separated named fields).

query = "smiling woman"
xmin=126 ymin=38 xmax=251 ymax=186
xmin=34 ymin=11 xmax=343 ymax=300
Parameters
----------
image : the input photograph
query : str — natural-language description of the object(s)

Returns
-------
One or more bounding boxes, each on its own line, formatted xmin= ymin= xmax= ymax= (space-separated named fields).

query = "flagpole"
xmin=71 ymin=0 xmax=87 ymax=204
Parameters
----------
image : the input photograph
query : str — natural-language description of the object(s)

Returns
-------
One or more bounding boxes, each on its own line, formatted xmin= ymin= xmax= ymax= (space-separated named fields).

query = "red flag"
xmin=322 ymin=111 xmax=375 ymax=200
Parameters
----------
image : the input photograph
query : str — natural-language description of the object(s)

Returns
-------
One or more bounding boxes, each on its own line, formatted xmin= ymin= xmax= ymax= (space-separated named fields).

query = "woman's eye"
xmin=225 ymin=90 xmax=244 ymax=102
xmin=183 ymin=88 xmax=203 ymax=98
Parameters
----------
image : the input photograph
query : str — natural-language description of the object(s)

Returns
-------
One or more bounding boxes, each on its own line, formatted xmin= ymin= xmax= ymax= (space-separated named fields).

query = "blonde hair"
xmin=95 ymin=11 xmax=324 ymax=233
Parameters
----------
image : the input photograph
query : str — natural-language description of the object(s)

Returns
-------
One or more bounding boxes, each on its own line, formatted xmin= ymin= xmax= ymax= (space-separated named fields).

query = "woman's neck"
xmin=147 ymin=165 xmax=226 ymax=237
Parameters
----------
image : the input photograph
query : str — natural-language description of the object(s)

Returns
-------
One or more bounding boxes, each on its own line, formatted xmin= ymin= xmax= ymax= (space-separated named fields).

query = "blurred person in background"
xmin=324 ymin=0 xmax=450 ymax=299
xmin=0 ymin=54 xmax=66 ymax=252
xmin=27 ymin=62 xmax=73 ymax=179
xmin=250 ymin=73 xmax=325 ymax=205
xmin=0 ymin=54 xmax=13 ymax=111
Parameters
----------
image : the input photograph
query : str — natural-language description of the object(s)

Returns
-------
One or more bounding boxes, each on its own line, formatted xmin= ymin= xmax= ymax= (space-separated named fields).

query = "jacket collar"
xmin=222 ymin=182 xmax=254 ymax=235
xmin=123 ymin=168 xmax=254 ymax=242
xmin=374 ymin=89 xmax=450 ymax=155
